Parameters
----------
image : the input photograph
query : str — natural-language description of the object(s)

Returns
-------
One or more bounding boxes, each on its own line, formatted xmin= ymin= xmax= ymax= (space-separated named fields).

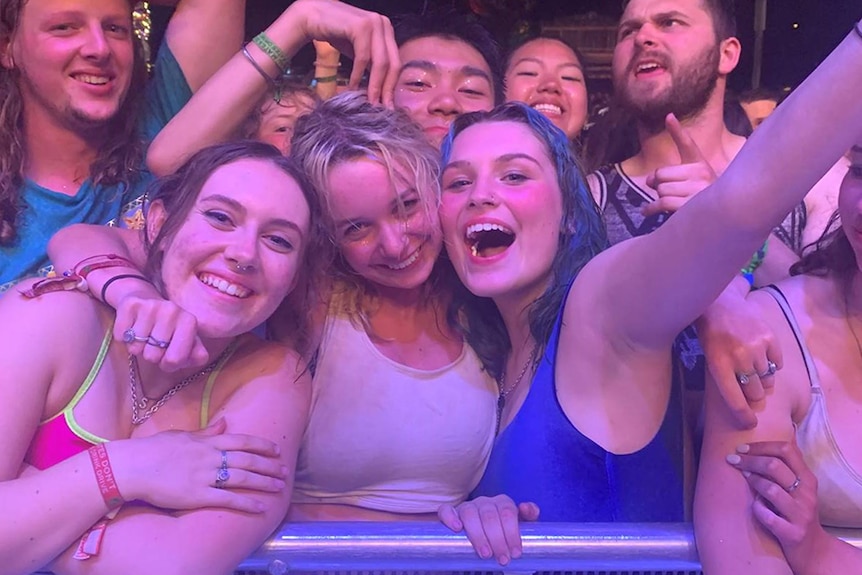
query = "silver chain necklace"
xmin=128 ymin=340 xmax=238 ymax=425
xmin=495 ymin=343 xmax=538 ymax=436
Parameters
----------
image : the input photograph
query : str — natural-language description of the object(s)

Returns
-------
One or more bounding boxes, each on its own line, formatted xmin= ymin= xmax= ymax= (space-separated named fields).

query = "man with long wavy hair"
xmin=0 ymin=0 xmax=247 ymax=291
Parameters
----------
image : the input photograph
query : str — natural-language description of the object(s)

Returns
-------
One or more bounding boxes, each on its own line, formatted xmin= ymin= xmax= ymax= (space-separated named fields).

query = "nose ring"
xmin=235 ymin=262 xmax=253 ymax=272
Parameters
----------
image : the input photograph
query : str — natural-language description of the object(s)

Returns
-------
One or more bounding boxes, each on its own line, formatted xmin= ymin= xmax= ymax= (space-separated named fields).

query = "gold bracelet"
xmin=252 ymin=32 xmax=289 ymax=72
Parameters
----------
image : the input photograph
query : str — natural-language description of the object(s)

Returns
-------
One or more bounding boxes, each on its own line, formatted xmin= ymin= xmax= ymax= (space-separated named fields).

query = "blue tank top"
xmin=470 ymin=293 xmax=685 ymax=522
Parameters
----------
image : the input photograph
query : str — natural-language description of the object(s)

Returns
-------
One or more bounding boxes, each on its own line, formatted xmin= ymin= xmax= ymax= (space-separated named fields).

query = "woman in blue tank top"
xmin=436 ymin=22 xmax=862 ymax=562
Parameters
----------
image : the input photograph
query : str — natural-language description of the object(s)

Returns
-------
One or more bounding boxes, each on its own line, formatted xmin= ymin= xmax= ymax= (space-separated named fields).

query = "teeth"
xmin=471 ymin=244 xmax=479 ymax=257
xmin=75 ymin=74 xmax=110 ymax=85
xmin=466 ymin=222 xmax=513 ymax=238
xmin=533 ymin=103 xmax=562 ymax=116
xmin=637 ymin=63 xmax=661 ymax=73
xmin=387 ymin=247 xmax=421 ymax=270
xmin=198 ymin=273 xmax=251 ymax=298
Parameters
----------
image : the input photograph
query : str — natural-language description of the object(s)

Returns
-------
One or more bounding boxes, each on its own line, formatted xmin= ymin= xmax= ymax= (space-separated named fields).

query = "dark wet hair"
xmin=395 ymin=10 xmax=504 ymax=105
xmin=441 ymin=102 xmax=608 ymax=378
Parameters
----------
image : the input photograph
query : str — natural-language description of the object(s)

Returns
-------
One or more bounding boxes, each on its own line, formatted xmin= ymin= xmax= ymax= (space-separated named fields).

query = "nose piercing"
xmin=235 ymin=262 xmax=253 ymax=272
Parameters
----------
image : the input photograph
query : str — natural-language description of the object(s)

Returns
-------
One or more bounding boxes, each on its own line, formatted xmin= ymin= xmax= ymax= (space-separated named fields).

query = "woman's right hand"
xmin=113 ymin=286 xmax=210 ymax=372
xmin=438 ymin=494 xmax=540 ymax=566
xmin=109 ymin=419 xmax=288 ymax=514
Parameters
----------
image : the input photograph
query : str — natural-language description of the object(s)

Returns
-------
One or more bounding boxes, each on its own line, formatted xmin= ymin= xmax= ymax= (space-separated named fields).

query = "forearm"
xmin=148 ymin=3 xmax=315 ymax=175
xmin=792 ymin=535 xmax=862 ymax=575
xmin=0 ymin=455 xmax=113 ymax=575
xmin=165 ymin=0 xmax=246 ymax=92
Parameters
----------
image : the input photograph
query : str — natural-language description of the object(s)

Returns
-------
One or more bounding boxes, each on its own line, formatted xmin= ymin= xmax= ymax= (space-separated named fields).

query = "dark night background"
xmin=154 ymin=1 xmax=862 ymax=92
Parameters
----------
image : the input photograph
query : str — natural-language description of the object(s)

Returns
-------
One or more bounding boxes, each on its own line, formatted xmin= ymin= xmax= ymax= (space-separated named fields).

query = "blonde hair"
xmin=290 ymin=91 xmax=442 ymax=324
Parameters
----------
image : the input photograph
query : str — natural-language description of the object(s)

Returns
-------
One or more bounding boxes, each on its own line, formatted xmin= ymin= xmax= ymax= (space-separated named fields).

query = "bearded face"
xmin=614 ymin=39 xmax=721 ymax=132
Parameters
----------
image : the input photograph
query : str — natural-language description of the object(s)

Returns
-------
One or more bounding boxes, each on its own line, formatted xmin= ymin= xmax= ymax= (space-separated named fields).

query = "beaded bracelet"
xmin=741 ymin=240 xmax=769 ymax=287
xmin=252 ymin=32 xmax=289 ymax=72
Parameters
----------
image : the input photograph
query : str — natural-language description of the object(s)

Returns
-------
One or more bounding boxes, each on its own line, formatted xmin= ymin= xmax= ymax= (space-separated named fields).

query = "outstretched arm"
xmin=147 ymin=0 xmax=399 ymax=176
xmin=583 ymin=27 xmax=862 ymax=351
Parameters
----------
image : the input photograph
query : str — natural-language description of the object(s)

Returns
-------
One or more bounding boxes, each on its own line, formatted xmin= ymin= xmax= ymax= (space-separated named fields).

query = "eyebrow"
xmin=332 ymin=188 xmax=419 ymax=229
xmin=200 ymin=194 xmax=304 ymax=234
xmin=400 ymin=60 xmax=492 ymax=83
xmin=443 ymin=153 xmax=542 ymax=173
xmin=619 ymin=10 xmax=688 ymax=31
xmin=511 ymin=56 xmax=583 ymax=71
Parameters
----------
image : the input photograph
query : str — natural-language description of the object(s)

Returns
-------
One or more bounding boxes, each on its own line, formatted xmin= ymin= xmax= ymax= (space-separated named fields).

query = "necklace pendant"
xmin=136 ymin=397 xmax=149 ymax=410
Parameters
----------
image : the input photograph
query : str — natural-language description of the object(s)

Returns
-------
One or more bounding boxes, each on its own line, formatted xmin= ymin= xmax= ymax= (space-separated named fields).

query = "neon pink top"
xmin=24 ymin=329 xmax=113 ymax=470
xmin=24 ymin=328 xmax=232 ymax=470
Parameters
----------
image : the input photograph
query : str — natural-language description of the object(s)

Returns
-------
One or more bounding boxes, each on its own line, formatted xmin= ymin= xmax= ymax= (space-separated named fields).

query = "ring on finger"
xmin=123 ymin=328 xmax=150 ymax=344
xmin=786 ymin=476 xmax=801 ymax=493
xmin=215 ymin=450 xmax=230 ymax=489
xmin=145 ymin=335 xmax=170 ymax=349
xmin=735 ymin=371 xmax=757 ymax=386
xmin=760 ymin=360 xmax=779 ymax=378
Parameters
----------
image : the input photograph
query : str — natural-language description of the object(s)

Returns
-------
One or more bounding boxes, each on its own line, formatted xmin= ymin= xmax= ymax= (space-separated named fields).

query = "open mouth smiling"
xmin=198 ymin=273 xmax=252 ymax=298
xmin=466 ymin=222 xmax=515 ymax=258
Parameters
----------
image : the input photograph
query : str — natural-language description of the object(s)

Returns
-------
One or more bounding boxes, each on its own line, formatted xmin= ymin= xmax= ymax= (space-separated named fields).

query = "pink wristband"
xmin=88 ymin=444 xmax=124 ymax=509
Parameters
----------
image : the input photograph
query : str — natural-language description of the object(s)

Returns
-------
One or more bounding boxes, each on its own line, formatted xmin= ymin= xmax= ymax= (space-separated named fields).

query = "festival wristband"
xmin=88 ymin=444 xmax=124 ymax=509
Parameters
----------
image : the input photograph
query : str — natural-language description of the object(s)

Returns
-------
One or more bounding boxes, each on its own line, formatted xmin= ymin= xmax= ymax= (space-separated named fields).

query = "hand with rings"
xmin=107 ymin=419 xmax=288 ymax=514
xmin=725 ymin=440 xmax=826 ymax=569
xmin=697 ymin=282 xmax=784 ymax=429
xmin=114 ymin=289 xmax=210 ymax=373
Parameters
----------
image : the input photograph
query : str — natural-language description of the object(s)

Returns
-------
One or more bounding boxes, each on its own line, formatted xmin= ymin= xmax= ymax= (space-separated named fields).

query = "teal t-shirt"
xmin=0 ymin=42 xmax=192 ymax=292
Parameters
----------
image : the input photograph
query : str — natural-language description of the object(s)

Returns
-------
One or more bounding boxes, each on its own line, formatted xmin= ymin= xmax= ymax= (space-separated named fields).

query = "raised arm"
xmin=147 ymin=0 xmax=399 ymax=176
xmin=162 ymin=0 xmax=246 ymax=92
xmin=582 ymin=26 xmax=862 ymax=351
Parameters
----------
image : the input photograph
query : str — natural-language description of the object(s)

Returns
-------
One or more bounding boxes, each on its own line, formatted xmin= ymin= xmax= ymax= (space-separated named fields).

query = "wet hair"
xmin=394 ymin=10 xmax=504 ymax=105
xmin=791 ymin=210 xmax=856 ymax=285
xmin=622 ymin=0 xmax=737 ymax=40
xmin=0 ymin=0 xmax=148 ymax=245
xmin=144 ymin=141 xmax=325 ymax=355
xmin=240 ymin=81 xmax=320 ymax=142
xmin=290 ymin=91 xmax=444 ymax=323
xmin=440 ymin=102 xmax=608 ymax=378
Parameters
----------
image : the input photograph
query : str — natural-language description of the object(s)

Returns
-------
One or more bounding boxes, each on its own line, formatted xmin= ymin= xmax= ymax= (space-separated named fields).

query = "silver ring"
xmin=145 ymin=336 xmax=170 ymax=349
xmin=215 ymin=450 xmax=229 ymax=488
xmin=123 ymin=328 xmax=150 ymax=344
xmin=760 ymin=360 xmax=778 ymax=378
xmin=736 ymin=372 xmax=754 ymax=386
xmin=787 ymin=476 xmax=801 ymax=493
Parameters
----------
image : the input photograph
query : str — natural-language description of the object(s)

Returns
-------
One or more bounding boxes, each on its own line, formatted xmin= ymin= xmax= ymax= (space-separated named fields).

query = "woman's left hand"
xmin=727 ymin=439 xmax=828 ymax=570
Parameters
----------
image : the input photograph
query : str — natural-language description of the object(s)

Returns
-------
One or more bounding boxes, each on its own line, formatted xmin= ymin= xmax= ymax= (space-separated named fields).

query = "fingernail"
xmin=512 ymin=548 xmax=522 ymax=559
xmin=726 ymin=454 xmax=742 ymax=465
xmin=255 ymin=500 xmax=266 ymax=512
xmin=737 ymin=444 xmax=750 ymax=454
xmin=499 ymin=555 xmax=510 ymax=566
xmin=480 ymin=547 xmax=491 ymax=559
xmin=743 ymin=470 xmax=751 ymax=478
xmin=280 ymin=465 xmax=289 ymax=477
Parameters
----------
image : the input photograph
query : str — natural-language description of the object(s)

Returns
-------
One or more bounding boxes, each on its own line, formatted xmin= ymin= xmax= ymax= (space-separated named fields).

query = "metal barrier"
xmin=236 ymin=522 xmax=862 ymax=574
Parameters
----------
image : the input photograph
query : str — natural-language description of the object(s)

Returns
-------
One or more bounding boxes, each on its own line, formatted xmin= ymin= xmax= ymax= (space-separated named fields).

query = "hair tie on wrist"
xmin=100 ymin=273 xmax=151 ymax=305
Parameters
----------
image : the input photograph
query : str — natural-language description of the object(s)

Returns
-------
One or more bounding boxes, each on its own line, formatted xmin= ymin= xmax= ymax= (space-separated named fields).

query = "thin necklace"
xmin=495 ymin=343 xmax=538 ymax=436
xmin=129 ymin=339 xmax=238 ymax=425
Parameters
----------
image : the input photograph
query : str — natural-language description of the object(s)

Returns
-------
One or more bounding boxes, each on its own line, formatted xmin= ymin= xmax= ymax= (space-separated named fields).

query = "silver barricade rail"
xmin=238 ymin=522 xmax=862 ymax=574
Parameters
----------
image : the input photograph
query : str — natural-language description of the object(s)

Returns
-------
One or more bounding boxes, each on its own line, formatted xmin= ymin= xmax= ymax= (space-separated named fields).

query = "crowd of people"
xmin=1 ymin=0 xmax=861 ymax=574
